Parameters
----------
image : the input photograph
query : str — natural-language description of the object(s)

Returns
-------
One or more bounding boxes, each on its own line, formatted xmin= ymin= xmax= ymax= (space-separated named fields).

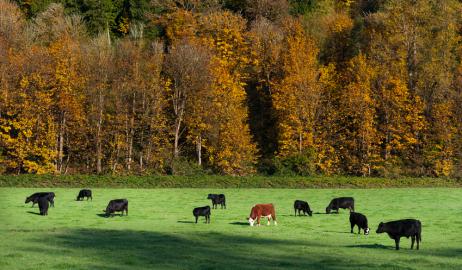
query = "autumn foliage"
xmin=1 ymin=0 xmax=462 ymax=177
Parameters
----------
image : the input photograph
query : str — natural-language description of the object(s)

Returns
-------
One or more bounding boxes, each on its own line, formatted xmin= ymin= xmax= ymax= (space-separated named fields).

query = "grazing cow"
xmin=349 ymin=212 xmax=369 ymax=235
xmin=104 ymin=199 xmax=128 ymax=217
xmin=326 ymin=197 xmax=354 ymax=214
xmin=38 ymin=196 xmax=49 ymax=216
xmin=207 ymin=194 xmax=226 ymax=209
xmin=193 ymin=206 xmax=211 ymax=223
xmin=376 ymin=219 xmax=422 ymax=250
xmin=293 ymin=200 xmax=313 ymax=216
xmin=248 ymin=204 xmax=277 ymax=226
xmin=25 ymin=192 xmax=55 ymax=207
xmin=76 ymin=189 xmax=92 ymax=201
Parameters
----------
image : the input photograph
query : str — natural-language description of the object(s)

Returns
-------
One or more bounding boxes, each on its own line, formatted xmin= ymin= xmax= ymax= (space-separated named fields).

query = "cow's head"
xmin=25 ymin=196 xmax=32 ymax=203
xmin=248 ymin=217 xmax=255 ymax=226
xmin=207 ymin=194 xmax=213 ymax=199
xmin=325 ymin=206 xmax=331 ymax=214
xmin=103 ymin=208 xmax=112 ymax=217
xmin=364 ymin=227 xmax=370 ymax=235
xmin=308 ymin=210 xmax=313 ymax=217
xmin=376 ymin=222 xmax=384 ymax=234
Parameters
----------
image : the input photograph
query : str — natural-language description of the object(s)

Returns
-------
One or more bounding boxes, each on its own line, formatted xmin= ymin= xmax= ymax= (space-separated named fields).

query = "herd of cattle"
xmin=24 ymin=190 xmax=422 ymax=250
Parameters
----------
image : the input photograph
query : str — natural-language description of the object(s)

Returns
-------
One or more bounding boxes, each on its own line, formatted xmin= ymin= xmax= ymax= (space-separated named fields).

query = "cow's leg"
xmin=411 ymin=236 xmax=415 ymax=249
xmin=395 ymin=238 xmax=400 ymax=250
xmin=257 ymin=216 xmax=261 ymax=226
xmin=350 ymin=223 xmax=354 ymax=233
xmin=267 ymin=216 xmax=271 ymax=226
xmin=195 ymin=216 xmax=198 ymax=223
xmin=358 ymin=227 xmax=361 ymax=234
xmin=208 ymin=214 xmax=211 ymax=224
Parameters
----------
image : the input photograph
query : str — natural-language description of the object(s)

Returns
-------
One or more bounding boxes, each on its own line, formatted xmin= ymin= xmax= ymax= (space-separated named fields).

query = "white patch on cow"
xmin=365 ymin=228 xmax=370 ymax=235
xmin=248 ymin=217 xmax=255 ymax=226
xmin=266 ymin=215 xmax=272 ymax=225
xmin=274 ymin=220 xmax=277 ymax=226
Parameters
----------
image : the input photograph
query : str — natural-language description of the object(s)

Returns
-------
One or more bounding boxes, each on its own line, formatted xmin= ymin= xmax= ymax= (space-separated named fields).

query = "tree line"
xmin=1 ymin=0 xmax=461 ymax=177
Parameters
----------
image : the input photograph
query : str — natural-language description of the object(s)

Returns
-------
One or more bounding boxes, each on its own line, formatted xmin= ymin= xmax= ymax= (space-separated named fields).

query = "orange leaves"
xmin=160 ymin=9 xmax=198 ymax=43
xmin=273 ymin=19 xmax=320 ymax=158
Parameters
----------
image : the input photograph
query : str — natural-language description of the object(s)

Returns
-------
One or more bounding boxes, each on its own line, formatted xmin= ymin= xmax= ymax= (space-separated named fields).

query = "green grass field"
xmin=1 ymin=188 xmax=461 ymax=270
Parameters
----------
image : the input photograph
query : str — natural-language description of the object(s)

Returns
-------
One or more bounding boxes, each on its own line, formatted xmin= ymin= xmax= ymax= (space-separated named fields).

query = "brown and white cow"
xmin=248 ymin=204 xmax=277 ymax=226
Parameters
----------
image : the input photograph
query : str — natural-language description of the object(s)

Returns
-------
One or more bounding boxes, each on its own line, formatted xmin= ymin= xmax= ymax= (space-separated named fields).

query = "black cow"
xmin=25 ymin=192 xmax=55 ymax=207
xmin=326 ymin=197 xmax=354 ymax=214
xmin=376 ymin=219 xmax=422 ymax=250
xmin=294 ymin=200 xmax=313 ymax=216
xmin=349 ymin=212 xmax=369 ymax=235
xmin=38 ymin=196 xmax=49 ymax=216
xmin=207 ymin=194 xmax=226 ymax=209
xmin=77 ymin=189 xmax=92 ymax=201
xmin=104 ymin=199 xmax=128 ymax=217
xmin=193 ymin=206 xmax=211 ymax=223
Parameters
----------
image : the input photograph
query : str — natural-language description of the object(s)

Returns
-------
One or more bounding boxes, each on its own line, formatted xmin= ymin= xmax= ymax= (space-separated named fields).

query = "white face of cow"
xmin=365 ymin=228 xmax=370 ymax=235
xmin=248 ymin=217 xmax=255 ymax=226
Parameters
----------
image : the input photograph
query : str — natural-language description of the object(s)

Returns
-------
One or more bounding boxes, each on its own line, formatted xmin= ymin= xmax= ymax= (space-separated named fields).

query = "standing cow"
xmin=193 ymin=206 xmax=211 ymax=223
xmin=207 ymin=194 xmax=226 ymax=209
xmin=349 ymin=212 xmax=369 ymax=235
xmin=326 ymin=197 xmax=354 ymax=214
xmin=38 ymin=196 xmax=49 ymax=216
xmin=104 ymin=199 xmax=128 ymax=217
xmin=294 ymin=200 xmax=313 ymax=216
xmin=76 ymin=189 xmax=92 ymax=201
xmin=25 ymin=192 xmax=55 ymax=207
xmin=248 ymin=204 xmax=277 ymax=226
xmin=376 ymin=219 xmax=422 ymax=250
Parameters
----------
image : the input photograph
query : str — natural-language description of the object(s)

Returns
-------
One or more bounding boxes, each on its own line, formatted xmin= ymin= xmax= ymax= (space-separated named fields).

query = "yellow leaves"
xmin=118 ymin=17 xmax=130 ymax=35
xmin=273 ymin=19 xmax=320 ymax=158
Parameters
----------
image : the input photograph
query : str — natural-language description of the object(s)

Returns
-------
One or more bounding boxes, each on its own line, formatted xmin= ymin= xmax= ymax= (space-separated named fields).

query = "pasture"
xmin=0 ymin=188 xmax=461 ymax=270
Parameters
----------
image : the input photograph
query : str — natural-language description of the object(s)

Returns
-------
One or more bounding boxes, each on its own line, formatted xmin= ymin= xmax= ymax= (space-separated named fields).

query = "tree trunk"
xmin=127 ymin=92 xmax=136 ymax=171
xmin=96 ymin=90 xmax=103 ymax=174
xmin=58 ymin=112 xmax=66 ymax=174
xmin=174 ymin=117 xmax=182 ymax=158
xmin=299 ymin=131 xmax=303 ymax=154
xmin=197 ymin=135 xmax=202 ymax=166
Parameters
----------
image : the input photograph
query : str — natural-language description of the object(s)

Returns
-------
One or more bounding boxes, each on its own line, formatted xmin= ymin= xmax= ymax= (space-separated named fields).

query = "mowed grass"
xmin=0 ymin=188 xmax=461 ymax=270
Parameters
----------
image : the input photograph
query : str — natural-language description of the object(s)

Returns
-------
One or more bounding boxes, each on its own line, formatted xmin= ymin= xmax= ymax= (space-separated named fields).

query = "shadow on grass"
xmin=26 ymin=211 xmax=41 ymax=215
xmin=26 ymin=229 xmax=363 ymax=270
xmin=345 ymin=244 xmax=389 ymax=249
xmin=324 ymin=230 xmax=351 ymax=234
xmin=95 ymin=213 xmax=125 ymax=218
xmin=177 ymin=220 xmax=195 ymax=224
xmin=229 ymin=222 xmax=248 ymax=226
xmin=280 ymin=214 xmax=311 ymax=217
xmin=24 ymin=229 xmax=462 ymax=269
